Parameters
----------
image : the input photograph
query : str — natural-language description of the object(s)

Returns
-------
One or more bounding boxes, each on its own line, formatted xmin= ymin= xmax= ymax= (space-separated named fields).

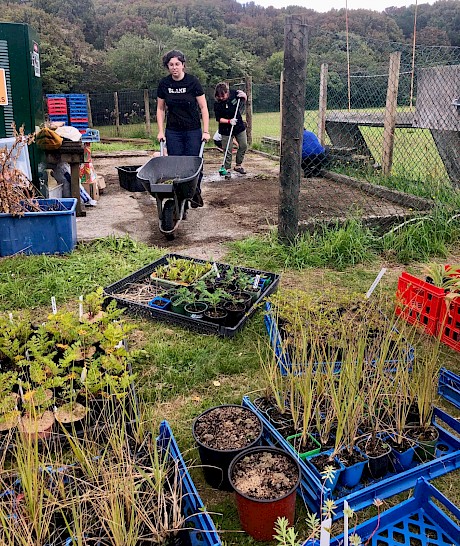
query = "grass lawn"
xmin=1 ymin=236 xmax=460 ymax=544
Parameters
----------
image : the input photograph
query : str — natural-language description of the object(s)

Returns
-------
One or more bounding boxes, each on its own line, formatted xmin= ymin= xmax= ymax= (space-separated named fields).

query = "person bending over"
xmin=214 ymin=82 xmax=247 ymax=179
xmin=301 ymin=129 xmax=329 ymax=178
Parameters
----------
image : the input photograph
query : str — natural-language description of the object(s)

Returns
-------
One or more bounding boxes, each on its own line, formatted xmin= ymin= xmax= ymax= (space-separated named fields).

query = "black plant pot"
xmin=192 ymin=404 xmax=263 ymax=491
xmin=224 ymin=300 xmax=246 ymax=326
xmin=359 ymin=439 xmax=392 ymax=480
xmin=203 ymin=307 xmax=228 ymax=324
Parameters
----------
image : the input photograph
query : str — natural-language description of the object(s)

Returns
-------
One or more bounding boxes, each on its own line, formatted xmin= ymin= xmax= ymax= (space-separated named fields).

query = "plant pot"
xmin=228 ymin=446 xmax=301 ymax=542
xmin=148 ymin=296 xmax=171 ymax=310
xmin=170 ymin=295 xmax=186 ymax=315
xmin=223 ymin=300 xmax=246 ymax=326
xmin=230 ymin=290 xmax=253 ymax=309
xmin=358 ymin=437 xmax=392 ymax=480
xmin=203 ymin=307 xmax=228 ymax=324
xmin=184 ymin=302 xmax=208 ymax=320
xmin=338 ymin=447 xmax=368 ymax=488
xmin=389 ymin=436 xmax=415 ymax=472
xmin=412 ymin=426 xmax=440 ymax=462
xmin=55 ymin=401 xmax=89 ymax=435
xmin=192 ymin=404 xmax=263 ymax=491
xmin=18 ymin=410 xmax=55 ymax=440
xmin=308 ymin=451 xmax=344 ymax=492
xmin=286 ymin=432 xmax=321 ymax=460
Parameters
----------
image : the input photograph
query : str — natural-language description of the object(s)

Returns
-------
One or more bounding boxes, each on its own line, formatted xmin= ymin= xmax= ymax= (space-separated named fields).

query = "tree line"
xmin=1 ymin=0 xmax=458 ymax=94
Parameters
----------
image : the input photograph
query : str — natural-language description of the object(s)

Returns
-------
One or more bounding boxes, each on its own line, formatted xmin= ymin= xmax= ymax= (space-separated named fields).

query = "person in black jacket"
xmin=156 ymin=49 xmax=210 ymax=207
xmin=214 ymin=82 xmax=247 ymax=179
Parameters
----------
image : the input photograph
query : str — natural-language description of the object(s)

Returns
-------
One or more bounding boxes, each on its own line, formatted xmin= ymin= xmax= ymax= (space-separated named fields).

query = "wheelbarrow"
xmin=137 ymin=141 xmax=204 ymax=240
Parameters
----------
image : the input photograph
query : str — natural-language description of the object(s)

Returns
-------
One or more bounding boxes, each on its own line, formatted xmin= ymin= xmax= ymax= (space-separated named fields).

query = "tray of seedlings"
xmin=0 ymin=289 xmax=138 ymax=459
xmin=264 ymin=291 xmax=415 ymax=375
xmin=104 ymin=253 xmax=279 ymax=337
xmin=0 ymin=417 xmax=221 ymax=545
xmin=245 ymin=296 xmax=460 ymax=520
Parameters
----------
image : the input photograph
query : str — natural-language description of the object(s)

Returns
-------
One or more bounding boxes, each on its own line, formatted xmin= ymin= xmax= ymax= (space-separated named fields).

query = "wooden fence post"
xmin=318 ymin=63 xmax=328 ymax=146
xmin=114 ymin=91 xmax=120 ymax=137
xmin=382 ymin=52 xmax=401 ymax=176
xmin=144 ymin=89 xmax=151 ymax=137
xmin=278 ymin=15 xmax=309 ymax=244
xmin=86 ymin=94 xmax=93 ymax=128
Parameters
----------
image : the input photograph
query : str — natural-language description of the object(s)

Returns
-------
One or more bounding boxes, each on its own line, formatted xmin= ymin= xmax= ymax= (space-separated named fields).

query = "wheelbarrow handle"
xmin=160 ymin=139 xmax=166 ymax=156
xmin=199 ymin=140 xmax=205 ymax=158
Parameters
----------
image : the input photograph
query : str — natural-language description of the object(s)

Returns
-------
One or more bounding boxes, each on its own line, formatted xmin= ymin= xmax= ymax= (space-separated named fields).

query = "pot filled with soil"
xmin=358 ymin=436 xmax=392 ymax=480
xmin=308 ymin=451 xmax=344 ymax=492
xmin=192 ymin=404 xmax=263 ymax=491
xmin=228 ymin=446 xmax=301 ymax=541
xmin=203 ymin=307 xmax=228 ymax=325
xmin=409 ymin=425 xmax=440 ymax=462
xmin=388 ymin=435 xmax=415 ymax=471
xmin=54 ymin=401 xmax=89 ymax=435
xmin=338 ymin=447 xmax=368 ymax=488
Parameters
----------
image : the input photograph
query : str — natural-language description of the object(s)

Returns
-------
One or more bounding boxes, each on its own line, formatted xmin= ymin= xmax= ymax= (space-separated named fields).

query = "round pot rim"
xmin=228 ymin=446 xmax=301 ymax=503
xmin=192 ymin=404 xmax=263 ymax=453
xmin=357 ymin=438 xmax=392 ymax=459
xmin=184 ymin=301 xmax=208 ymax=311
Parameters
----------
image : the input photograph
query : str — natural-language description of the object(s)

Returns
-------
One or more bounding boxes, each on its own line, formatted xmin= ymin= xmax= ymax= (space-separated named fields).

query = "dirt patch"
xmin=231 ymin=450 xmax=298 ymax=499
xmin=193 ymin=405 xmax=261 ymax=450
xmin=78 ymin=148 xmax=413 ymax=260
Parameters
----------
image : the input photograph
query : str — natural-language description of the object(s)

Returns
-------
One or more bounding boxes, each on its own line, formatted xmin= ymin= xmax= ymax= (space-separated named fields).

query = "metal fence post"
xmin=278 ymin=15 xmax=309 ymax=244
xmin=318 ymin=63 xmax=328 ymax=146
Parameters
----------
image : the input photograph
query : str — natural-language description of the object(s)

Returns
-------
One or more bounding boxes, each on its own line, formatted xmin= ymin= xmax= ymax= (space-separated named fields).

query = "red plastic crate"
xmin=48 ymin=106 xmax=68 ymax=115
xmin=70 ymin=117 xmax=88 ymax=123
xmin=439 ymin=297 xmax=460 ymax=352
xmin=395 ymin=272 xmax=445 ymax=335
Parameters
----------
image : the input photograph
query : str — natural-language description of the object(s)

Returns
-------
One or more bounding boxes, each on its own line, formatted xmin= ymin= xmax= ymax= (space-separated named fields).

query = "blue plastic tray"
xmin=264 ymin=302 xmax=415 ymax=375
xmin=303 ymin=477 xmax=460 ymax=546
xmin=157 ymin=421 xmax=221 ymax=546
xmin=0 ymin=198 xmax=77 ymax=256
xmin=439 ymin=367 xmax=460 ymax=410
xmin=243 ymin=396 xmax=460 ymax=520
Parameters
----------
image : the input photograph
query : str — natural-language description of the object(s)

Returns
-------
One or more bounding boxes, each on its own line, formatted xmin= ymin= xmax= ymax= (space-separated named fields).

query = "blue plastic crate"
xmin=46 ymin=93 xmax=67 ymax=98
xmin=264 ymin=302 xmax=415 ymax=375
xmin=243 ymin=396 xmax=460 ymax=520
xmin=0 ymin=198 xmax=77 ymax=256
xmin=439 ymin=367 xmax=460 ymax=410
xmin=81 ymin=129 xmax=100 ymax=143
xmin=157 ymin=421 xmax=221 ymax=546
xmin=49 ymin=115 xmax=69 ymax=122
xmin=303 ymin=477 xmax=460 ymax=546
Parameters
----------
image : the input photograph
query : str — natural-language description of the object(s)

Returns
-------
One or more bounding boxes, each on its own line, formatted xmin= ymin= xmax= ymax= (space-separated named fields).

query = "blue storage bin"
xmin=438 ymin=367 xmax=460 ymax=409
xmin=0 ymin=198 xmax=77 ymax=256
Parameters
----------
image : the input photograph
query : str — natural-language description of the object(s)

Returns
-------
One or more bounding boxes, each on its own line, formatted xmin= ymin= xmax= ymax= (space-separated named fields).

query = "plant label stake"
xmin=365 ymin=268 xmax=387 ymax=299
xmin=51 ymin=296 xmax=57 ymax=314
xmin=253 ymin=274 xmax=261 ymax=289
xmin=18 ymin=379 xmax=24 ymax=404
xmin=343 ymin=500 xmax=349 ymax=546
xmin=320 ymin=516 xmax=332 ymax=546
xmin=8 ymin=312 xmax=13 ymax=323
xmin=213 ymin=262 xmax=220 ymax=278
xmin=79 ymin=295 xmax=83 ymax=320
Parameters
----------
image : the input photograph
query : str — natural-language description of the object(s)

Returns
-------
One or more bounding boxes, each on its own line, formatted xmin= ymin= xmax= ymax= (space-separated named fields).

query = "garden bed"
xmin=243 ymin=396 xmax=460 ymax=520
xmin=104 ymin=253 xmax=279 ymax=337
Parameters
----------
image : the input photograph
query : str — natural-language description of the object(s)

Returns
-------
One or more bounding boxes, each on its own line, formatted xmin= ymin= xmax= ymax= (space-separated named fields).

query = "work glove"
xmin=236 ymin=90 xmax=247 ymax=100
xmin=230 ymin=118 xmax=237 ymax=126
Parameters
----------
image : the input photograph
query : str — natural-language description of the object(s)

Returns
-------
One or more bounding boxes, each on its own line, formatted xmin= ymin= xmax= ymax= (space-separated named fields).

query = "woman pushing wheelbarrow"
xmin=156 ymin=49 xmax=210 ymax=208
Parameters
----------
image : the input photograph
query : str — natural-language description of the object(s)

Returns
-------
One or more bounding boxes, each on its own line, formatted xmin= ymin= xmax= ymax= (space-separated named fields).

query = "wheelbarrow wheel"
xmin=162 ymin=200 xmax=176 ymax=240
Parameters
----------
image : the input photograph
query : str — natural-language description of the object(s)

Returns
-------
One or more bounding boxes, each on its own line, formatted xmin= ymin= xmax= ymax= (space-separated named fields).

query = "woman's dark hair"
xmin=162 ymin=50 xmax=186 ymax=68
xmin=214 ymin=82 xmax=229 ymax=99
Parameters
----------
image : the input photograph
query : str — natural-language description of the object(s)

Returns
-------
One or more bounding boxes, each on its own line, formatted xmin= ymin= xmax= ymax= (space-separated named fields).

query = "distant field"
xmin=94 ymin=108 xmax=448 ymax=185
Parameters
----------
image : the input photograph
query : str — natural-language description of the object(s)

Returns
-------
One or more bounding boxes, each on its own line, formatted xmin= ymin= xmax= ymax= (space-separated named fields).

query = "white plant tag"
xmin=81 ymin=367 xmax=87 ymax=383
xmin=253 ymin=274 xmax=261 ymax=289
xmin=25 ymin=349 xmax=30 ymax=361
xmin=51 ymin=296 xmax=57 ymax=314
xmin=343 ymin=500 xmax=349 ymax=546
xmin=8 ymin=313 xmax=13 ymax=323
xmin=213 ymin=262 xmax=220 ymax=278
xmin=365 ymin=268 xmax=387 ymax=299
xmin=320 ymin=516 xmax=332 ymax=546
xmin=79 ymin=295 xmax=84 ymax=320
xmin=18 ymin=380 xmax=24 ymax=403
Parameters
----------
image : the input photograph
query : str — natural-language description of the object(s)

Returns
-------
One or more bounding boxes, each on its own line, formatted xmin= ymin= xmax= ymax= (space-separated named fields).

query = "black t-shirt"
xmin=157 ymin=73 xmax=204 ymax=131
xmin=214 ymin=89 xmax=246 ymax=136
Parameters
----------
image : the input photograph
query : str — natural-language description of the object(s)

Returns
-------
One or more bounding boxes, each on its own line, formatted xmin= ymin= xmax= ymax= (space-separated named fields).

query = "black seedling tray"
xmin=103 ymin=253 xmax=280 ymax=337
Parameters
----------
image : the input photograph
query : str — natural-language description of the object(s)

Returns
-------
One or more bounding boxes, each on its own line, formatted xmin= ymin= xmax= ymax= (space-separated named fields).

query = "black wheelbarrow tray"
xmin=136 ymin=153 xmax=203 ymax=239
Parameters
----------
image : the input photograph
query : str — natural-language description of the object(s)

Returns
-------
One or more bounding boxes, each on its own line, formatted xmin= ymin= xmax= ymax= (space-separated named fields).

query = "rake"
xmin=218 ymin=98 xmax=241 ymax=176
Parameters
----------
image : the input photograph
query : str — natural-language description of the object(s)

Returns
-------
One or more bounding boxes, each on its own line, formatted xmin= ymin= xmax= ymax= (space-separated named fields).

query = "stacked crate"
xmin=68 ymin=94 xmax=89 ymax=133
xmin=46 ymin=94 xmax=69 ymax=125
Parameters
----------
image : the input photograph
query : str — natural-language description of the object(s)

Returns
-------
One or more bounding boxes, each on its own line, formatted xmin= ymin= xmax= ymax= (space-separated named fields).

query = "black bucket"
xmin=116 ymin=166 xmax=145 ymax=192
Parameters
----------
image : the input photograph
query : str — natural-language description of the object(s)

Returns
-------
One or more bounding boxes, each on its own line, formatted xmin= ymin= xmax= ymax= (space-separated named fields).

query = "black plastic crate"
xmin=103 ymin=253 xmax=280 ymax=337
xmin=116 ymin=166 xmax=146 ymax=192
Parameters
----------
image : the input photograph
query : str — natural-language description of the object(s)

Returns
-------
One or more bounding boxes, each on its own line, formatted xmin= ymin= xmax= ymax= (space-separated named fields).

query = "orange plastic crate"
xmin=395 ymin=272 xmax=445 ymax=335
